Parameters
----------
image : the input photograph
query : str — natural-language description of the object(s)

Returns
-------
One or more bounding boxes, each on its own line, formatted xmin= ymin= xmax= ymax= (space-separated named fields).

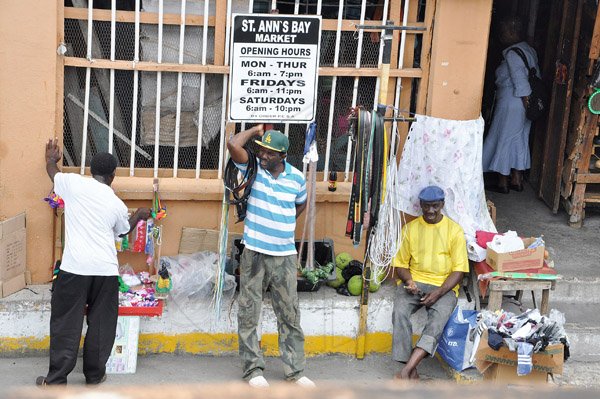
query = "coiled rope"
xmin=366 ymin=120 xmax=408 ymax=282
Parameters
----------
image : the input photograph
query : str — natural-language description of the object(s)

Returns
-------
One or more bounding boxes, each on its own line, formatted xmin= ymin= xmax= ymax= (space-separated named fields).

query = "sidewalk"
xmin=2 ymin=353 xmax=600 ymax=393
xmin=1 ymin=183 xmax=599 ymax=391
xmin=486 ymin=185 xmax=600 ymax=364
xmin=0 ymin=354 xmax=448 ymax=392
xmin=485 ymin=185 xmax=600 ymax=280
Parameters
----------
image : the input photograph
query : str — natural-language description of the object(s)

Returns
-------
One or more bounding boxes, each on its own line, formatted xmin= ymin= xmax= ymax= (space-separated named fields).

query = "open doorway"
xmin=480 ymin=1 xmax=554 ymax=195
xmin=481 ymin=0 xmax=600 ymax=226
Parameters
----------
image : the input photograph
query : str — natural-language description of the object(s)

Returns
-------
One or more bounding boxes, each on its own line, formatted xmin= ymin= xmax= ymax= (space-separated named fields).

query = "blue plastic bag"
xmin=437 ymin=306 xmax=479 ymax=371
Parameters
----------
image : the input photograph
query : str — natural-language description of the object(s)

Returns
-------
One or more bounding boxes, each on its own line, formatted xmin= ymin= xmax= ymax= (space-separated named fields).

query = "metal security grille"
xmin=61 ymin=0 xmax=430 ymax=179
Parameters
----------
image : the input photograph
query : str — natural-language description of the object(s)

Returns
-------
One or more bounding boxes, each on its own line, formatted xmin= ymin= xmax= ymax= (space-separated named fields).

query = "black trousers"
xmin=46 ymin=271 xmax=119 ymax=385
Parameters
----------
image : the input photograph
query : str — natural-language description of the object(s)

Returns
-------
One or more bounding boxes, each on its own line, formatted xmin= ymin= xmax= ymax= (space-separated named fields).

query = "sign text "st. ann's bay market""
xmin=229 ymin=14 xmax=321 ymax=122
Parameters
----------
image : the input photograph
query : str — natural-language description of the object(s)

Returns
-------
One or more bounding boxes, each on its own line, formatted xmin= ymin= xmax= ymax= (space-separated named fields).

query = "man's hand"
xmin=522 ymin=96 xmax=530 ymax=110
xmin=121 ymin=207 xmax=153 ymax=238
xmin=135 ymin=207 xmax=152 ymax=221
xmin=45 ymin=138 xmax=62 ymax=182
xmin=420 ymin=288 xmax=443 ymax=307
xmin=46 ymin=138 xmax=62 ymax=164
xmin=227 ymin=123 xmax=266 ymax=164
xmin=403 ymin=280 xmax=419 ymax=295
xmin=255 ymin=123 xmax=265 ymax=137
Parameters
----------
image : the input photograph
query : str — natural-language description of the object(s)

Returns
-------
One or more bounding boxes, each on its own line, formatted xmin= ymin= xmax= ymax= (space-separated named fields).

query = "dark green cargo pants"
xmin=237 ymin=248 xmax=305 ymax=381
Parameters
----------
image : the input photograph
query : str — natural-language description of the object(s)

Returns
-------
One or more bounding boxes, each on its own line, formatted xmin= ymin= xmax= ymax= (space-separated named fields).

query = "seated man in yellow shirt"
xmin=392 ymin=185 xmax=469 ymax=380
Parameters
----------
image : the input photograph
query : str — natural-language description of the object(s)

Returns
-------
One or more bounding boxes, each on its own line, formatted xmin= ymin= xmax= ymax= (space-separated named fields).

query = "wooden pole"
xmin=356 ymin=22 xmax=394 ymax=359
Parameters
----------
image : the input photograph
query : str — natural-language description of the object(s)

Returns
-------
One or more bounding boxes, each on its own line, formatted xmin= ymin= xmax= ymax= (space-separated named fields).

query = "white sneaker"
xmin=248 ymin=375 xmax=270 ymax=388
xmin=295 ymin=376 xmax=316 ymax=388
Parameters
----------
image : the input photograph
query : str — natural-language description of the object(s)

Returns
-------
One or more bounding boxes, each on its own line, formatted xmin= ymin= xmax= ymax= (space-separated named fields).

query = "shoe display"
xmin=248 ymin=375 xmax=269 ymax=388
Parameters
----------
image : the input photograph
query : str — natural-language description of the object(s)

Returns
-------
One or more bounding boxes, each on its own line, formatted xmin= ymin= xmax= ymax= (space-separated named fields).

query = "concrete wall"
xmin=0 ymin=1 xmax=494 ymax=283
xmin=111 ymin=179 xmax=361 ymax=275
xmin=0 ymin=0 xmax=61 ymax=283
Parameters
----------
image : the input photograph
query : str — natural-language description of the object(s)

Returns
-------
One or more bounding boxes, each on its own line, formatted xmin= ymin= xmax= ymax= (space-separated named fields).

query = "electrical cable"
xmin=223 ymin=147 xmax=257 ymax=223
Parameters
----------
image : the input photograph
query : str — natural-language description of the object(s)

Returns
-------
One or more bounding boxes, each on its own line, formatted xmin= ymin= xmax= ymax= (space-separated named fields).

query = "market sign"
xmin=229 ymin=14 xmax=321 ymax=122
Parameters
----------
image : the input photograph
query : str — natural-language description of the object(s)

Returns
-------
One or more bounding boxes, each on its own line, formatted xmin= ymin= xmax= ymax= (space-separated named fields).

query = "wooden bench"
xmin=486 ymin=279 xmax=556 ymax=315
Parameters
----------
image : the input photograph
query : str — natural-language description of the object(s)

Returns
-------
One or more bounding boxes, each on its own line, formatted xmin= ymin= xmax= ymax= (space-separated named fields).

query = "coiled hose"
xmin=223 ymin=147 xmax=258 ymax=223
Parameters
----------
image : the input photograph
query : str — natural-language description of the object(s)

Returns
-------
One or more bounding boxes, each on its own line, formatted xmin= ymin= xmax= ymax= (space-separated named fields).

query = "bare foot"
xmin=410 ymin=368 xmax=419 ymax=380
xmin=394 ymin=367 xmax=411 ymax=380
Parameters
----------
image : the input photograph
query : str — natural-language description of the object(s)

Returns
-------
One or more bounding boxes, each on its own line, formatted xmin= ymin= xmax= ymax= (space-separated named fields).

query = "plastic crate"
xmin=231 ymin=238 xmax=336 ymax=292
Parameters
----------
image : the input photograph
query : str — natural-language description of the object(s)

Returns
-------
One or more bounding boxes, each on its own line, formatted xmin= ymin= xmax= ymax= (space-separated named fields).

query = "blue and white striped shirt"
xmin=235 ymin=159 xmax=307 ymax=256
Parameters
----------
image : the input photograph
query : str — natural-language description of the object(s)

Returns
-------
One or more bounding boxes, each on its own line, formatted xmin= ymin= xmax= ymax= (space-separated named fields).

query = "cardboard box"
xmin=0 ymin=213 xmax=27 ymax=298
xmin=483 ymin=364 xmax=548 ymax=385
xmin=106 ymin=316 xmax=140 ymax=374
xmin=486 ymin=237 xmax=544 ymax=272
xmin=475 ymin=330 xmax=564 ymax=380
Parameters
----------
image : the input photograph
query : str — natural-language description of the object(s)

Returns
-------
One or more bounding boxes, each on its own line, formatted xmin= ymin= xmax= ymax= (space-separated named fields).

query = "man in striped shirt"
xmin=227 ymin=124 xmax=315 ymax=389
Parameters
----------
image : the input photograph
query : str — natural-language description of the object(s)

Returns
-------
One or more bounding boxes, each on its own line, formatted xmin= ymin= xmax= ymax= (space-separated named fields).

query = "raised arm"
xmin=226 ymin=124 xmax=264 ymax=164
xmin=119 ymin=207 xmax=152 ymax=238
xmin=45 ymin=138 xmax=62 ymax=183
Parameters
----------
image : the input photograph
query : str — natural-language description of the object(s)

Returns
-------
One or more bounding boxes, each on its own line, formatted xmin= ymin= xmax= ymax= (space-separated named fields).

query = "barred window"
xmin=62 ymin=0 xmax=429 ymax=181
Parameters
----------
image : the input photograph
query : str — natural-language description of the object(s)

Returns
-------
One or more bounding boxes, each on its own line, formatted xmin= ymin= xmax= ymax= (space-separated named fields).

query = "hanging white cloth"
xmin=392 ymin=114 xmax=496 ymax=254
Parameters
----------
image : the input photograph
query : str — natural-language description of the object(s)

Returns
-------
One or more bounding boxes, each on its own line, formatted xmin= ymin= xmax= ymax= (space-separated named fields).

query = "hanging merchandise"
xmin=121 ymin=234 xmax=129 ymax=251
xmin=367 ymin=105 xmax=386 ymax=231
xmin=367 ymin=125 xmax=404 ymax=283
xmin=345 ymin=108 xmax=369 ymax=246
xmin=145 ymin=218 xmax=155 ymax=266
xmin=392 ymin=114 xmax=497 ymax=247
xmin=353 ymin=106 xmax=387 ymax=361
xmin=43 ymin=190 xmax=64 ymax=209
xmin=132 ymin=220 xmax=147 ymax=253
xmin=345 ymin=107 xmax=386 ymax=247
xmin=298 ymin=122 xmax=318 ymax=273
xmin=149 ymin=179 xmax=165 ymax=276
xmin=152 ymin=179 xmax=167 ymax=220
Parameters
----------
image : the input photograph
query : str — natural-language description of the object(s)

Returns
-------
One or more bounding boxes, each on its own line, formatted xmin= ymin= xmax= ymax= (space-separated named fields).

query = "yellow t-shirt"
xmin=393 ymin=216 xmax=469 ymax=296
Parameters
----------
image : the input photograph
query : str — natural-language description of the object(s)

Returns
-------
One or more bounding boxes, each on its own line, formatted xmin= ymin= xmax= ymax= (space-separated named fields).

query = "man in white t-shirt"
xmin=37 ymin=139 xmax=151 ymax=386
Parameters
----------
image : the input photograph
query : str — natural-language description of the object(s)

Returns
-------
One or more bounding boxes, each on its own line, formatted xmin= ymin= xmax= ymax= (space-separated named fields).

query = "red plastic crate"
xmin=118 ymin=299 xmax=164 ymax=317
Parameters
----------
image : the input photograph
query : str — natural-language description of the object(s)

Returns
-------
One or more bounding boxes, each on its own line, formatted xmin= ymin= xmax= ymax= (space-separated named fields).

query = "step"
xmin=2 ymin=282 xmax=596 ymax=362
xmin=549 ymin=277 xmax=600 ymax=303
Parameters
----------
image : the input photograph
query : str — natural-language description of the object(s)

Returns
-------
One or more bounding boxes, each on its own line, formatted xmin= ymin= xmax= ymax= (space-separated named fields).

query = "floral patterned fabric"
xmin=392 ymin=114 xmax=496 ymax=246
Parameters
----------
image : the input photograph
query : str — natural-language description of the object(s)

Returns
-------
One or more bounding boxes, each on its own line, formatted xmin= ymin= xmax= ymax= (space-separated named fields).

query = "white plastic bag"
xmin=161 ymin=251 xmax=236 ymax=328
xmin=487 ymin=231 xmax=524 ymax=253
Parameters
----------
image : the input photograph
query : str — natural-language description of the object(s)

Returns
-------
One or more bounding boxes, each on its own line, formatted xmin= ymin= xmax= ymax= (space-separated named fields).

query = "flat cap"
xmin=418 ymin=185 xmax=445 ymax=202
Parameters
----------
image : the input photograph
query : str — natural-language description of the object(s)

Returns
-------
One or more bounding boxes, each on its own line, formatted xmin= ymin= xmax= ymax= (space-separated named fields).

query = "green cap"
xmin=255 ymin=130 xmax=289 ymax=153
